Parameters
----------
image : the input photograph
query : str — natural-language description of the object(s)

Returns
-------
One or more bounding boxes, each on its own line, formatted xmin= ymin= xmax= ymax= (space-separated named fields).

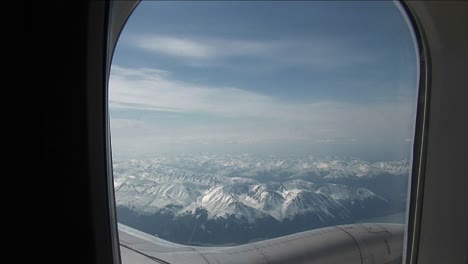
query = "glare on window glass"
xmin=110 ymin=0 xmax=419 ymax=258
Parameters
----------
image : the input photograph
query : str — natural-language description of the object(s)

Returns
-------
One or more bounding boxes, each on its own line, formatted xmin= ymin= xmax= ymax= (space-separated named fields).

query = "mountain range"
xmin=114 ymin=154 xmax=410 ymax=244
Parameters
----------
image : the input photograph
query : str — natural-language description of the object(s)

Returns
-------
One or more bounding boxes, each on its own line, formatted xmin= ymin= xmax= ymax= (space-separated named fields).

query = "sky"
xmin=109 ymin=1 xmax=419 ymax=160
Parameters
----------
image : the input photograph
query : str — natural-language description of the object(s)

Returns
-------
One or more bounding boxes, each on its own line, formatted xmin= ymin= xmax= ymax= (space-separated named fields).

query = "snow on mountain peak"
xmin=114 ymin=154 xmax=403 ymax=222
xmin=316 ymin=184 xmax=378 ymax=201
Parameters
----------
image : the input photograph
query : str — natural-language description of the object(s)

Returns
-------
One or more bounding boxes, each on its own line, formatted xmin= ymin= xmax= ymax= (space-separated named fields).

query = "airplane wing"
xmin=119 ymin=223 xmax=404 ymax=264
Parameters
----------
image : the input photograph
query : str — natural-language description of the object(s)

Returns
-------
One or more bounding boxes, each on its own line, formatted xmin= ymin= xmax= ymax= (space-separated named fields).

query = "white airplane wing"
xmin=119 ymin=223 xmax=403 ymax=264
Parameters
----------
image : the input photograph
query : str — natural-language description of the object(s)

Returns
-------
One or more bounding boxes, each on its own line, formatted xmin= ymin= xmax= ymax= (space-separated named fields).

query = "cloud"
xmin=110 ymin=65 xmax=294 ymax=120
xmin=315 ymin=139 xmax=336 ymax=144
xmin=131 ymin=34 xmax=373 ymax=69
xmin=134 ymin=36 xmax=214 ymax=59
xmin=109 ymin=65 xmax=415 ymax=124
xmin=110 ymin=118 xmax=145 ymax=129
xmin=110 ymin=65 xmax=376 ymax=123
xmin=133 ymin=35 xmax=280 ymax=60
xmin=109 ymin=65 xmax=416 ymax=151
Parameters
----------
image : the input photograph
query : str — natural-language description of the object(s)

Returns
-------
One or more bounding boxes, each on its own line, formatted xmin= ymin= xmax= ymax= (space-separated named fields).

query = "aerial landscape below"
xmin=114 ymin=153 xmax=409 ymax=245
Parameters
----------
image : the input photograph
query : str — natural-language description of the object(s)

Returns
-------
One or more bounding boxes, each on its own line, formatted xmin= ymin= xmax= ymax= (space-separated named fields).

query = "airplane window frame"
xmin=397 ymin=2 xmax=430 ymax=263
xmin=102 ymin=1 xmax=430 ymax=263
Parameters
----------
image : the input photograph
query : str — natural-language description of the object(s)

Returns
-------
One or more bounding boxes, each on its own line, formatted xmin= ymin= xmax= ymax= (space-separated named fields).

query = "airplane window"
xmin=109 ymin=1 xmax=420 ymax=263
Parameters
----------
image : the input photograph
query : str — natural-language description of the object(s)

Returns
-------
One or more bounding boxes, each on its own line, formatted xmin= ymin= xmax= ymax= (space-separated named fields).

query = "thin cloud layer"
xmin=133 ymin=35 xmax=281 ymax=60
xmin=110 ymin=65 xmax=410 ymax=122
xmin=109 ymin=65 xmax=416 ymax=154
xmin=131 ymin=34 xmax=373 ymax=69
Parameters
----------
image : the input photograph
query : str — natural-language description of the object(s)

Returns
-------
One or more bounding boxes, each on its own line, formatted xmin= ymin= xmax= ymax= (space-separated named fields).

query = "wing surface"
xmin=119 ymin=223 xmax=404 ymax=264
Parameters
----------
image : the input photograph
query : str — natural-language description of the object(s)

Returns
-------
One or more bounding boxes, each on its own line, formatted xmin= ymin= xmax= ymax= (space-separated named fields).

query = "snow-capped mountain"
xmin=114 ymin=154 xmax=405 ymax=223
xmin=113 ymin=154 xmax=409 ymax=181
xmin=115 ymin=180 xmax=202 ymax=213
xmin=182 ymin=186 xmax=269 ymax=223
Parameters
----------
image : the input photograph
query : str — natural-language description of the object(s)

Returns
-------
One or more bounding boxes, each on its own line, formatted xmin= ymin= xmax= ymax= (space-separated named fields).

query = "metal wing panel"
xmin=119 ymin=223 xmax=404 ymax=264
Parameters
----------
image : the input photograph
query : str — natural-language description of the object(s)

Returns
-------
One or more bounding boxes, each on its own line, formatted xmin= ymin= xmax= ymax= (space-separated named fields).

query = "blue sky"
xmin=109 ymin=1 xmax=419 ymax=160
